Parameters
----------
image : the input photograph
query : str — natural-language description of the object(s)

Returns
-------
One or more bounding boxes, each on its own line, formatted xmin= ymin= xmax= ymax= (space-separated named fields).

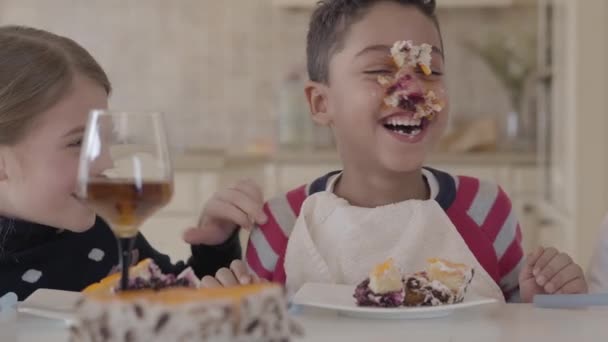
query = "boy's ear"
xmin=304 ymin=80 xmax=332 ymax=126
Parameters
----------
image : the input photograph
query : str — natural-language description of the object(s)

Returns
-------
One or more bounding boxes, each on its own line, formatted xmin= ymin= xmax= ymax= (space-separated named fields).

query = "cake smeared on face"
xmin=378 ymin=40 xmax=444 ymax=137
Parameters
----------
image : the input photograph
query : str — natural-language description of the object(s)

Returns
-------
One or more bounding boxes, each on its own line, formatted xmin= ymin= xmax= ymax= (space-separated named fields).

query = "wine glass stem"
xmin=117 ymin=237 xmax=136 ymax=290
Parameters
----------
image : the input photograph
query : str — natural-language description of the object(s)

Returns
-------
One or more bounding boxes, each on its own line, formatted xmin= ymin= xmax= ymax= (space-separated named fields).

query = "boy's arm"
xmin=245 ymin=210 xmax=288 ymax=282
xmin=482 ymin=186 xmax=525 ymax=302
xmin=245 ymin=186 xmax=309 ymax=283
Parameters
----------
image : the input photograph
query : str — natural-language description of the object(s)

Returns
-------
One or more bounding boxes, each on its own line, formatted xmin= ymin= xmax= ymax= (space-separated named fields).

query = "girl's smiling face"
xmin=1 ymin=74 xmax=108 ymax=231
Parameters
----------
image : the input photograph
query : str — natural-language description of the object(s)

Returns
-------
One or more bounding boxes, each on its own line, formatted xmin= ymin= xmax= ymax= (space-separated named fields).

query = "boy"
xmin=189 ymin=0 xmax=587 ymax=302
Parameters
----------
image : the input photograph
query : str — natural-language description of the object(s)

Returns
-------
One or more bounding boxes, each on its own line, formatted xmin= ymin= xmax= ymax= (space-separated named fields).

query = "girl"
xmin=0 ymin=26 xmax=240 ymax=301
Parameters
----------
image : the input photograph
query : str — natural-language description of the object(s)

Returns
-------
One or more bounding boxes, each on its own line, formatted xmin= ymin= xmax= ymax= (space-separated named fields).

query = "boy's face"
xmin=308 ymin=2 xmax=448 ymax=173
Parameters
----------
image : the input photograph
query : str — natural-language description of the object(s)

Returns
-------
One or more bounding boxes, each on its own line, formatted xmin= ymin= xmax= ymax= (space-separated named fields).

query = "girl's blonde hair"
xmin=0 ymin=25 xmax=111 ymax=145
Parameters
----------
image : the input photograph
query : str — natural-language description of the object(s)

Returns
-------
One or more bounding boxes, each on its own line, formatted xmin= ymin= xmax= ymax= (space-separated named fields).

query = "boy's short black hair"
xmin=307 ymin=0 xmax=442 ymax=83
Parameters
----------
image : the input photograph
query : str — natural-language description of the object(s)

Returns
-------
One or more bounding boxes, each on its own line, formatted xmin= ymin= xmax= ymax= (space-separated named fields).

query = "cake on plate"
xmin=72 ymin=259 xmax=301 ymax=342
xmin=354 ymin=258 xmax=474 ymax=308
xmin=353 ymin=259 xmax=406 ymax=307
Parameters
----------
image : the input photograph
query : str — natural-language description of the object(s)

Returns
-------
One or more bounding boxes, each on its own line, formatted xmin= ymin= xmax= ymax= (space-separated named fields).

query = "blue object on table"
xmin=0 ymin=292 xmax=19 ymax=312
xmin=0 ymin=292 xmax=18 ymax=312
xmin=288 ymin=302 xmax=303 ymax=315
xmin=533 ymin=293 xmax=608 ymax=308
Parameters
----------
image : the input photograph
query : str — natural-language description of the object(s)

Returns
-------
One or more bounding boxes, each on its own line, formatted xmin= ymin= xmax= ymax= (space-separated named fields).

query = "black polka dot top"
xmin=0 ymin=216 xmax=240 ymax=301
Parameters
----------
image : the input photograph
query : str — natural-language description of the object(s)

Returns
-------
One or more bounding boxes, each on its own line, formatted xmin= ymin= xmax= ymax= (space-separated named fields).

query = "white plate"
xmin=17 ymin=289 xmax=82 ymax=323
xmin=291 ymin=283 xmax=499 ymax=319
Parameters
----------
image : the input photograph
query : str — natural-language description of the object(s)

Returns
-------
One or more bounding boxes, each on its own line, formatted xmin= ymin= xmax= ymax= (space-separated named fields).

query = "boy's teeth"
xmin=385 ymin=117 xmax=421 ymax=126
xmin=388 ymin=117 xmax=414 ymax=126
xmin=394 ymin=128 xmax=422 ymax=137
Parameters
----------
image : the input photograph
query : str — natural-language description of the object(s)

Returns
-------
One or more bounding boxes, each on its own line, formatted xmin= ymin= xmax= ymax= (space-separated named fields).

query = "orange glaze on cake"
xmin=85 ymin=283 xmax=280 ymax=305
xmin=83 ymin=259 xmax=154 ymax=294
xmin=427 ymin=258 xmax=469 ymax=275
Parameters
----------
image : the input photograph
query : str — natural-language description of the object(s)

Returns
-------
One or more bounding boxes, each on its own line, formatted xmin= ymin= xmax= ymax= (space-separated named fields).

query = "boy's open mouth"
xmin=381 ymin=115 xmax=429 ymax=137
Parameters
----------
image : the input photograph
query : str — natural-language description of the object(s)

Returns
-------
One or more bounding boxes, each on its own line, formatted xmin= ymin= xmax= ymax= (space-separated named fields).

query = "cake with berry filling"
xmin=83 ymin=259 xmax=199 ymax=294
xmin=426 ymin=258 xmax=475 ymax=303
xmin=378 ymin=40 xmax=444 ymax=138
xmin=355 ymin=258 xmax=474 ymax=308
xmin=403 ymin=259 xmax=474 ymax=307
xmin=353 ymin=259 xmax=405 ymax=307
xmin=72 ymin=259 xmax=301 ymax=342
xmin=403 ymin=272 xmax=454 ymax=307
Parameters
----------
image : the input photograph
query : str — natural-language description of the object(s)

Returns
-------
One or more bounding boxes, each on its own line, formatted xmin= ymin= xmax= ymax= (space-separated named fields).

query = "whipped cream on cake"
xmin=354 ymin=259 xmax=406 ymax=307
xmin=369 ymin=259 xmax=403 ymax=294
xmin=378 ymin=40 xmax=444 ymax=127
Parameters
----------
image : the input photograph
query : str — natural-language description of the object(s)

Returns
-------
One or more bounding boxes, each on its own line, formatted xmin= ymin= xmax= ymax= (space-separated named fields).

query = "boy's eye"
xmin=416 ymin=66 xmax=443 ymax=76
xmin=68 ymin=139 xmax=82 ymax=147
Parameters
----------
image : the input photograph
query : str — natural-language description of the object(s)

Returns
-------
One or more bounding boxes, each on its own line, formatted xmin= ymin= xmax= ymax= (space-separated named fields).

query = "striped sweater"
xmin=246 ymin=167 xmax=524 ymax=301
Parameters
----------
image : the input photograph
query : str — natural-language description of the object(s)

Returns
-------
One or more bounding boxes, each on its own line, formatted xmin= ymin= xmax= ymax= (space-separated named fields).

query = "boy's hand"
xmin=200 ymin=260 xmax=265 ymax=288
xmin=183 ymin=179 xmax=267 ymax=246
xmin=519 ymin=247 xmax=588 ymax=302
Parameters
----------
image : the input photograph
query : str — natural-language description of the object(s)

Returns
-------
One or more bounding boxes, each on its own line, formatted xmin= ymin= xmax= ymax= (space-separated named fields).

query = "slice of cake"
xmin=426 ymin=258 xmax=474 ymax=303
xmin=354 ymin=258 xmax=475 ymax=308
xmin=73 ymin=261 xmax=301 ymax=342
xmin=403 ymin=272 xmax=454 ymax=307
xmin=353 ymin=259 xmax=405 ymax=307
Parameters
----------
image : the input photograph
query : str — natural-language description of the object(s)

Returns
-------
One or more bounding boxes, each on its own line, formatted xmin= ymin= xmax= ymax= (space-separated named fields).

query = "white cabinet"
xmin=538 ymin=0 xmax=608 ymax=265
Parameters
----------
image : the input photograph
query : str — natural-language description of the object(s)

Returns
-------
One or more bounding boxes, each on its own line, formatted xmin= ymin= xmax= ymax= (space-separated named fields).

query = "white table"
xmin=14 ymin=304 xmax=608 ymax=342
